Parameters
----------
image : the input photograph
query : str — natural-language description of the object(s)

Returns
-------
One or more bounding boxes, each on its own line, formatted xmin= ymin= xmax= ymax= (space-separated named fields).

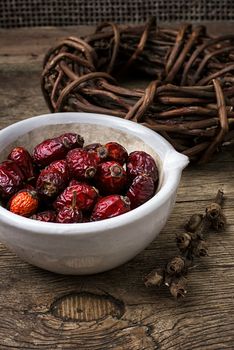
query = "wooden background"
xmin=0 ymin=24 xmax=233 ymax=349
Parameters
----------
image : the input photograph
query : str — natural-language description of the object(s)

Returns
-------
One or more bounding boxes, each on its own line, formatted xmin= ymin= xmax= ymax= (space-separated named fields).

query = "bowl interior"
xmin=0 ymin=122 xmax=163 ymax=189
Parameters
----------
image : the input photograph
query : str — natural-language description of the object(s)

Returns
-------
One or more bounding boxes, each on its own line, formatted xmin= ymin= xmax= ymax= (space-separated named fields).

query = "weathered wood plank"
xmin=0 ymin=24 xmax=233 ymax=350
xmin=0 ymin=199 xmax=233 ymax=349
xmin=0 ymin=26 xmax=94 ymax=70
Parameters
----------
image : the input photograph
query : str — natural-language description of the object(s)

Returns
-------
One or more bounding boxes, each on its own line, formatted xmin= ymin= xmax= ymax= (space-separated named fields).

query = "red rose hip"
xmin=36 ymin=160 xmax=69 ymax=198
xmin=36 ymin=171 xmax=65 ymax=198
xmin=66 ymin=148 xmax=99 ymax=181
xmin=90 ymin=142 xmax=128 ymax=164
xmin=95 ymin=161 xmax=127 ymax=194
xmin=0 ymin=160 xmax=24 ymax=198
xmin=56 ymin=206 xmax=83 ymax=223
xmin=127 ymin=174 xmax=155 ymax=209
xmin=53 ymin=181 xmax=99 ymax=211
xmin=8 ymin=189 xmax=39 ymax=217
xmin=103 ymin=142 xmax=128 ymax=165
xmin=91 ymin=195 xmax=131 ymax=221
xmin=46 ymin=160 xmax=69 ymax=182
xmin=33 ymin=133 xmax=84 ymax=167
xmin=56 ymin=191 xmax=83 ymax=223
xmin=126 ymin=151 xmax=158 ymax=183
xmin=8 ymin=146 xmax=34 ymax=181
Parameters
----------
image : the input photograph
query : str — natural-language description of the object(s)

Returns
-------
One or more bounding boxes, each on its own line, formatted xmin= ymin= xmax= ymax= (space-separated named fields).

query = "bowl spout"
xmin=163 ymin=149 xmax=189 ymax=171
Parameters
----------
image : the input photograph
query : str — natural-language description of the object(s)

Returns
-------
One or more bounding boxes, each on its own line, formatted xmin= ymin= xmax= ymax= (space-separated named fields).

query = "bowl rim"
xmin=0 ymin=112 xmax=188 ymax=235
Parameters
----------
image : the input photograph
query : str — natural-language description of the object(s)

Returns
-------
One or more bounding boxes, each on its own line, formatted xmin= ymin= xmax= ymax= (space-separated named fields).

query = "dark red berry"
xmin=53 ymin=182 xmax=99 ymax=211
xmin=126 ymin=151 xmax=158 ymax=182
xmin=66 ymin=148 xmax=99 ymax=181
xmin=84 ymin=143 xmax=107 ymax=163
xmin=0 ymin=160 xmax=24 ymax=183
xmin=95 ymin=161 xmax=127 ymax=194
xmin=103 ymin=142 xmax=128 ymax=165
xmin=46 ymin=160 xmax=69 ymax=182
xmin=88 ymin=142 xmax=128 ymax=164
xmin=0 ymin=161 xmax=24 ymax=198
xmin=33 ymin=133 xmax=84 ymax=167
xmin=36 ymin=171 xmax=67 ymax=199
xmin=33 ymin=139 xmax=64 ymax=167
xmin=36 ymin=160 xmax=69 ymax=198
xmin=8 ymin=146 xmax=34 ymax=181
xmin=84 ymin=143 xmax=108 ymax=163
xmin=91 ymin=195 xmax=131 ymax=221
xmin=84 ymin=143 xmax=102 ymax=152
xmin=31 ymin=210 xmax=57 ymax=222
xmin=127 ymin=174 xmax=155 ymax=209
xmin=56 ymin=206 xmax=83 ymax=223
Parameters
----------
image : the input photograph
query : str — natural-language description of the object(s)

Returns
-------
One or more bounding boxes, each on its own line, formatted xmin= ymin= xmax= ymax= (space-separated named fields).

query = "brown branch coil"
xmin=41 ymin=18 xmax=234 ymax=162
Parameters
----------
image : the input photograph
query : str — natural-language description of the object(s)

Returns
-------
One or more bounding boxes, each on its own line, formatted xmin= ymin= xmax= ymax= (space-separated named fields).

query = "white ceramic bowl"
xmin=0 ymin=113 xmax=189 ymax=275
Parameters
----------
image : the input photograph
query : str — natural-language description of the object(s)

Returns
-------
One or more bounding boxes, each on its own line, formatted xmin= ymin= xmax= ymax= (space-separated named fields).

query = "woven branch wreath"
xmin=41 ymin=18 xmax=234 ymax=162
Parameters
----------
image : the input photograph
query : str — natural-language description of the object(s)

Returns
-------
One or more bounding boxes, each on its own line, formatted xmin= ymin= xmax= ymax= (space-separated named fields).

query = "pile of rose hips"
xmin=0 ymin=133 xmax=159 ymax=223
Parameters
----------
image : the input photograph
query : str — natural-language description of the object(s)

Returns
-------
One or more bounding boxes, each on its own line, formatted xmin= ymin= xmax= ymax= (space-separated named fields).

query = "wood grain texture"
xmin=0 ymin=24 xmax=233 ymax=350
xmin=50 ymin=292 xmax=125 ymax=321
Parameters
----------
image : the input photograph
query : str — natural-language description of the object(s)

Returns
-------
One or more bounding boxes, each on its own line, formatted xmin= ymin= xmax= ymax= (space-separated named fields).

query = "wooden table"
xmin=0 ymin=24 xmax=233 ymax=350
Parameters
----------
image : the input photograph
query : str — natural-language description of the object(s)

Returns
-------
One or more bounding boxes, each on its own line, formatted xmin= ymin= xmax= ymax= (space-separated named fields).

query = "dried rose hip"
xmin=8 ymin=147 xmax=34 ymax=181
xmin=36 ymin=171 xmax=65 ymax=198
xmin=2 ymin=132 xmax=161 ymax=223
xmin=126 ymin=151 xmax=158 ymax=183
xmin=33 ymin=138 xmax=64 ymax=167
xmin=127 ymin=174 xmax=155 ymax=209
xmin=33 ymin=133 xmax=84 ymax=167
xmin=56 ymin=192 xmax=83 ymax=224
xmin=102 ymin=142 xmax=128 ymax=165
xmin=36 ymin=161 xmax=69 ymax=198
xmin=0 ymin=160 xmax=24 ymax=198
xmin=84 ymin=143 xmax=108 ymax=163
xmin=46 ymin=160 xmax=69 ymax=182
xmin=54 ymin=181 xmax=99 ymax=212
xmin=91 ymin=195 xmax=131 ymax=221
xmin=56 ymin=191 xmax=83 ymax=223
xmin=56 ymin=206 xmax=83 ymax=223
xmin=31 ymin=210 xmax=56 ymax=222
xmin=95 ymin=161 xmax=127 ymax=194
xmin=87 ymin=142 xmax=128 ymax=164
xmin=66 ymin=148 xmax=99 ymax=181
xmin=9 ymin=189 xmax=39 ymax=217
xmin=0 ymin=160 xmax=24 ymax=184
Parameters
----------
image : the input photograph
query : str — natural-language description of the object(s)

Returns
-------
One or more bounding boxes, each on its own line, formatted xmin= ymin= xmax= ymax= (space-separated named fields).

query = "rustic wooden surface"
xmin=0 ymin=24 xmax=233 ymax=350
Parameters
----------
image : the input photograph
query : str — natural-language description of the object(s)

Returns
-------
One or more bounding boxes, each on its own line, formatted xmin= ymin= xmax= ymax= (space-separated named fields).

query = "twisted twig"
xmin=41 ymin=19 xmax=234 ymax=162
